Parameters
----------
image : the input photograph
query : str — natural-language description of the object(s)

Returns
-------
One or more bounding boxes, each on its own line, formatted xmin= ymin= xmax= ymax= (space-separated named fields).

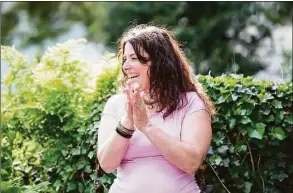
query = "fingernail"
xmin=140 ymin=91 xmax=144 ymax=97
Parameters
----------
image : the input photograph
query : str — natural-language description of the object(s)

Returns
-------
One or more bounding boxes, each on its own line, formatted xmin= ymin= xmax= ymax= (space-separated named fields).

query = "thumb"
xmin=126 ymin=99 xmax=133 ymax=115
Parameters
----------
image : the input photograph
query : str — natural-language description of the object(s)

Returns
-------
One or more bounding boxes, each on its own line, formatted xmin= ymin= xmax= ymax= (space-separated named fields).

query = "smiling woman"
xmin=121 ymin=42 xmax=151 ymax=95
xmin=97 ymin=24 xmax=216 ymax=193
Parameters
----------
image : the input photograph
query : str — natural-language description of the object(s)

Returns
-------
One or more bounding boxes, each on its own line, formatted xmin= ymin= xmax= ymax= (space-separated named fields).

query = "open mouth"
xmin=128 ymin=74 xmax=139 ymax=79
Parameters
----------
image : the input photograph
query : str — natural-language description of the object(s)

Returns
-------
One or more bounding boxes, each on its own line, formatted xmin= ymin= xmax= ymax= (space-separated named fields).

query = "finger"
xmin=126 ymin=99 xmax=133 ymax=114
xmin=126 ymin=80 xmax=135 ymax=99
xmin=132 ymin=83 xmax=141 ymax=101
xmin=125 ymin=80 xmax=132 ymax=93
xmin=125 ymin=88 xmax=133 ymax=114
xmin=132 ymin=82 xmax=139 ymax=91
xmin=126 ymin=79 xmax=133 ymax=87
xmin=125 ymin=87 xmax=132 ymax=102
xmin=140 ymin=91 xmax=145 ymax=101
xmin=125 ymin=80 xmax=133 ymax=96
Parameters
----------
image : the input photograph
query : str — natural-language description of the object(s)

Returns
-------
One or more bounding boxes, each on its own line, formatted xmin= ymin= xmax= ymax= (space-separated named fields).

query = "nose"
xmin=122 ymin=60 xmax=131 ymax=73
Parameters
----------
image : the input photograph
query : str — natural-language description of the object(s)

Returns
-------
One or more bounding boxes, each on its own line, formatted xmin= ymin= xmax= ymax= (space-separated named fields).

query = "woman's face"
xmin=122 ymin=42 xmax=151 ymax=92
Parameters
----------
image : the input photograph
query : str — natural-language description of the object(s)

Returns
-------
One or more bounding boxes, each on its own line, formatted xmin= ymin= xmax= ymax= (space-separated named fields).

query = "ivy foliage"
xmin=1 ymin=40 xmax=292 ymax=193
xmin=197 ymin=74 xmax=292 ymax=193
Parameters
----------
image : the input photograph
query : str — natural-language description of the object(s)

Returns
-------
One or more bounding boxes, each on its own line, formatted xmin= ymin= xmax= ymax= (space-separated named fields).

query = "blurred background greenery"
xmin=1 ymin=2 xmax=293 ymax=193
xmin=1 ymin=1 xmax=292 ymax=81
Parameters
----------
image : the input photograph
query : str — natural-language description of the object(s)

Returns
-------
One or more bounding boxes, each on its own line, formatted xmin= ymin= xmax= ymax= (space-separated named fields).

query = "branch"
xmin=241 ymin=152 xmax=249 ymax=165
xmin=206 ymin=161 xmax=231 ymax=193
xmin=244 ymin=136 xmax=255 ymax=171
xmin=257 ymin=156 xmax=265 ymax=193
xmin=224 ymin=133 xmax=239 ymax=156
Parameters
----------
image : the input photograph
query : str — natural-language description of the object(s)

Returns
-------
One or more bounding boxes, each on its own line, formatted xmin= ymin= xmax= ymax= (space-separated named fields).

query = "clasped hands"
xmin=121 ymin=80 xmax=150 ymax=132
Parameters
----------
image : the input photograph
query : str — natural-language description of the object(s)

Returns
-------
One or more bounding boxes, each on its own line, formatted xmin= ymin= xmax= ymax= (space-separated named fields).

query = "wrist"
xmin=121 ymin=117 xmax=134 ymax=131
xmin=116 ymin=121 xmax=135 ymax=139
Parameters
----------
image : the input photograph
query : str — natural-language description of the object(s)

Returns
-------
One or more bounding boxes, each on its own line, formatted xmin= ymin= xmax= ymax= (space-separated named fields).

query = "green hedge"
xmin=197 ymin=74 xmax=293 ymax=193
xmin=1 ymin=41 xmax=292 ymax=193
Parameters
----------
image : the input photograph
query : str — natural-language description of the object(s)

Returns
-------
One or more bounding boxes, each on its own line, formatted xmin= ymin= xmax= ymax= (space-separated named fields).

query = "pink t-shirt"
xmin=102 ymin=91 xmax=207 ymax=193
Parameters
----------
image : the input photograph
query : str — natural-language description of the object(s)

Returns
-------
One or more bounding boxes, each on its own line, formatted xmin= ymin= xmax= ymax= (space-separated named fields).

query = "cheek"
xmin=142 ymin=69 xmax=150 ymax=86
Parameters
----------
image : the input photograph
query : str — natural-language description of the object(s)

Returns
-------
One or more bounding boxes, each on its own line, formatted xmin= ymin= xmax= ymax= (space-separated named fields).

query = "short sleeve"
xmin=101 ymin=94 xmax=124 ymax=121
xmin=185 ymin=92 xmax=209 ymax=117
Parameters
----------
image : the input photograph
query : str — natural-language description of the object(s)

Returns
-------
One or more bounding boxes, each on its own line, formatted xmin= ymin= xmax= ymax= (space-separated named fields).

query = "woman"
xmin=97 ymin=25 xmax=216 ymax=193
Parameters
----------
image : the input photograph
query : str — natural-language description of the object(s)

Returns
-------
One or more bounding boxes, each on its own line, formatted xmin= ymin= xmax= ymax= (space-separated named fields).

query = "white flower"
xmin=1 ymin=45 xmax=27 ymax=68
xmin=41 ymin=38 xmax=87 ymax=66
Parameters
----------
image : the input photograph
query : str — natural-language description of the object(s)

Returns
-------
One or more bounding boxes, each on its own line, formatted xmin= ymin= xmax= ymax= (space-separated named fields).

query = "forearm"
xmin=142 ymin=126 xmax=202 ymax=174
xmin=98 ymin=131 xmax=129 ymax=173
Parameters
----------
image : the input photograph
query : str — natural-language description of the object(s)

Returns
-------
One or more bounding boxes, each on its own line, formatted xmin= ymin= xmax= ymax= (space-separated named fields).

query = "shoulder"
xmin=184 ymin=91 xmax=202 ymax=103
xmin=106 ymin=93 xmax=125 ymax=106
xmin=102 ymin=93 xmax=125 ymax=119
xmin=182 ymin=91 xmax=207 ymax=116
xmin=103 ymin=93 xmax=125 ymax=112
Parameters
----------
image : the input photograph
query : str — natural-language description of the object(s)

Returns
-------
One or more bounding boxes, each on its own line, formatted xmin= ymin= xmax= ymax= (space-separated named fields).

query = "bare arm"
xmin=141 ymin=110 xmax=212 ymax=175
xmin=97 ymin=114 xmax=130 ymax=173
xmin=97 ymin=92 xmax=134 ymax=173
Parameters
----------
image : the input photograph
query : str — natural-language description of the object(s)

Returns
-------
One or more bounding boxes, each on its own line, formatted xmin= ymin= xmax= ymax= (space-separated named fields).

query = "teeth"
xmin=128 ymin=74 xmax=139 ymax=79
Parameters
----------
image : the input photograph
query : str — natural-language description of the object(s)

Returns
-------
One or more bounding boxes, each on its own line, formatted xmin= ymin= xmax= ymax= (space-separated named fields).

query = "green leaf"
xmin=232 ymin=93 xmax=239 ymax=101
xmin=71 ymin=148 xmax=81 ymax=155
xmin=267 ymin=114 xmax=274 ymax=122
xmin=272 ymin=100 xmax=282 ymax=109
xmin=84 ymin=166 xmax=92 ymax=173
xmin=276 ymin=111 xmax=284 ymax=121
xmin=88 ymin=151 xmax=95 ymax=159
xmin=214 ymin=156 xmax=222 ymax=165
xmin=217 ymin=95 xmax=229 ymax=104
xmin=223 ymin=158 xmax=230 ymax=167
xmin=78 ymin=182 xmax=85 ymax=193
xmin=264 ymin=93 xmax=274 ymax=100
xmin=90 ymin=173 xmax=99 ymax=181
xmin=260 ymin=108 xmax=270 ymax=115
xmin=284 ymin=115 xmax=293 ymax=124
xmin=235 ymin=144 xmax=247 ymax=152
xmin=248 ymin=123 xmax=265 ymax=139
xmin=240 ymin=116 xmax=251 ymax=124
xmin=232 ymin=160 xmax=240 ymax=166
xmin=23 ymin=189 xmax=37 ymax=193
xmin=272 ymin=127 xmax=286 ymax=140
xmin=243 ymin=182 xmax=253 ymax=193
xmin=66 ymin=182 xmax=77 ymax=192
xmin=61 ymin=150 xmax=68 ymax=156
xmin=213 ymin=132 xmax=225 ymax=146
xmin=217 ymin=145 xmax=229 ymax=155
xmin=271 ymin=172 xmax=288 ymax=182
xmin=240 ymin=109 xmax=248 ymax=115
xmin=1 ymin=181 xmax=21 ymax=193
xmin=53 ymin=180 xmax=62 ymax=188
xmin=229 ymin=118 xmax=236 ymax=129
xmin=76 ymin=160 xmax=88 ymax=170
xmin=103 ymin=187 xmax=109 ymax=193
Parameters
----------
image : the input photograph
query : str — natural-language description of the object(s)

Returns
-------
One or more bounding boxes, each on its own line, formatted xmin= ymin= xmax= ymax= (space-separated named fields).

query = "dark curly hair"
xmin=117 ymin=24 xmax=216 ymax=119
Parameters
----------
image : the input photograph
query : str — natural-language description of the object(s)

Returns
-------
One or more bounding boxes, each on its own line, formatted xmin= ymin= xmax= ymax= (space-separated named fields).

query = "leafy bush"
xmin=197 ymin=74 xmax=293 ymax=193
xmin=1 ymin=40 xmax=292 ymax=193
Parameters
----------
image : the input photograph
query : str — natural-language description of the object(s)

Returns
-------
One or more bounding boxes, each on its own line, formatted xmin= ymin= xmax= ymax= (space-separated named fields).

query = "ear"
xmin=146 ymin=60 xmax=152 ymax=67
